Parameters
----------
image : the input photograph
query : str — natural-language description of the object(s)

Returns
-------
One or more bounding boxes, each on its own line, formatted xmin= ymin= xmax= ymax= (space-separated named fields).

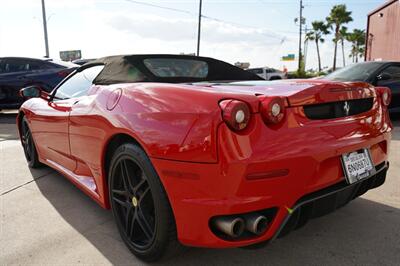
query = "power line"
xmin=123 ymin=0 xmax=293 ymax=41
xmin=124 ymin=0 xmax=192 ymax=14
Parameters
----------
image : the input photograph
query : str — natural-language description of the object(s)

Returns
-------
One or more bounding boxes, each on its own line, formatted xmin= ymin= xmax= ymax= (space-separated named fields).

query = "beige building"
xmin=366 ymin=0 xmax=400 ymax=61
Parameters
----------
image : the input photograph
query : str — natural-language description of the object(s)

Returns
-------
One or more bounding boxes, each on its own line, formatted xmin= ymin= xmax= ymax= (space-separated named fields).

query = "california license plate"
xmin=341 ymin=149 xmax=375 ymax=184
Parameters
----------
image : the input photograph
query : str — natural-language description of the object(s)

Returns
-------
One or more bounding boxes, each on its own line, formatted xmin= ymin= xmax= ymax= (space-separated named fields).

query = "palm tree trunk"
xmin=333 ymin=26 xmax=339 ymax=70
xmin=341 ymin=39 xmax=345 ymax=67
xmin=316 ymin=39 xmax=321 ymax=72
xmin=355 ymin=44 xmax=359 ymax=63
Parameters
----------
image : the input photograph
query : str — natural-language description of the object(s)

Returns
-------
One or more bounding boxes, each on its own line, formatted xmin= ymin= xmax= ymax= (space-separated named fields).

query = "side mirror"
xmin=19 ymin=86 xmax=43 ymax=99
xmin=377 ymin=73 xmax=392 ymax=81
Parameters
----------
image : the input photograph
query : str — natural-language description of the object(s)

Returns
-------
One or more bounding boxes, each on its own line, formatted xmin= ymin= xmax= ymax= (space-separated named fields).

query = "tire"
xmin=269 ymin=76 xmax=282 ymax=80
xmin=108 ymin=143 xmax=183 ymax=262
xmin=21 ymin=117 xmax=42 ymax=168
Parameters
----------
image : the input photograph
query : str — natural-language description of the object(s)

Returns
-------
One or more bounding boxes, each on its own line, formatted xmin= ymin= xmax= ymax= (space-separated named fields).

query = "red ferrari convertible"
xmin=17 ymin=55 xmax=392 ymax=261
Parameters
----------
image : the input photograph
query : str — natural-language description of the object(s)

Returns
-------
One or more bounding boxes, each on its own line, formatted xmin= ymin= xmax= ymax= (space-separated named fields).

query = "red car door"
xmin=54 ymin=66 xmax=105 ymax=197
xmin=30 ymin=66 xmax=105 ymax=174
xmin=28 ymin=97 xmax=76 ymax=171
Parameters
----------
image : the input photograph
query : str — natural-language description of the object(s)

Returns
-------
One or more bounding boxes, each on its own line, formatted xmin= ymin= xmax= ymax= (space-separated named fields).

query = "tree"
xmin=338 ymin=26 xmax=348 ymax=66
xmin=347 ymin=29 xmax=366 ymax=63
xmin=326 ymin=4 xmax=353 ymax=70
xmin=305 ymin=21 xmax=330 ymax=72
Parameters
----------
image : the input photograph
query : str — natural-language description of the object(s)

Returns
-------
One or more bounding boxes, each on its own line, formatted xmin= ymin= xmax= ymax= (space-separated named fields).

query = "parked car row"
xmin=1 ymin=57 xmax=399 ymax=113
xmin=0 ymin=57 xmax=78 ymax=110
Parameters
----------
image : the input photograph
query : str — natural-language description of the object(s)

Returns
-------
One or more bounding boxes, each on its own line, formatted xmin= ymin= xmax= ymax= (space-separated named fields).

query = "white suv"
xmin=247 ymin=67 xmax=286 ymax=80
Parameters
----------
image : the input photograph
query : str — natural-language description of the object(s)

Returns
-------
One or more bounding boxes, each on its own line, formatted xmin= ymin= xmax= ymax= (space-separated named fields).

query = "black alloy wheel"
xmin=21 ymin=117 xmax=41 ymax=168
xmin=111 ymin=156 xmax=156 ymax=249
xmin=108 ymin=143 xmax=182 ymax=262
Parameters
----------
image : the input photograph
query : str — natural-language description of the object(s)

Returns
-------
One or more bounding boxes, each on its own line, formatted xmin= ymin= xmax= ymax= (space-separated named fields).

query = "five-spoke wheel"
xmin=111 ymin=157 xmax=156 ymax=249
xmin=108 ymin=143 xmax=182 ymax=261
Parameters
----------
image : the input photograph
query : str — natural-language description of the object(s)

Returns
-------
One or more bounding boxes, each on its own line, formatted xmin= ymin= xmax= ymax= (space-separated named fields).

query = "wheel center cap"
xmin=131 ymin=196 xmax=138 ymax=207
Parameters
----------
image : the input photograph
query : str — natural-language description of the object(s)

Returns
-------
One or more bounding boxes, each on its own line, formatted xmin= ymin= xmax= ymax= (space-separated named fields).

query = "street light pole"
xmin=298 ymin=0 xmax=303 ymax=72
xmin=41 ymin=0 xmax=50 ymax=58
xmin=196 ymin=0 xmax=202 ymax=56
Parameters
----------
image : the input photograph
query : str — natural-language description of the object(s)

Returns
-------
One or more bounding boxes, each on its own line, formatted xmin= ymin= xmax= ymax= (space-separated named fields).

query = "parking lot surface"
xmin=1 ymin=110 xmax=399 ymax=266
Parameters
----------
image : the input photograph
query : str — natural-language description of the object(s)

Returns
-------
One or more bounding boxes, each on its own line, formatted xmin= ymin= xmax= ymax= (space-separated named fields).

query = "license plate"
xmin=341 ymin=149 xmax=375 ymax=184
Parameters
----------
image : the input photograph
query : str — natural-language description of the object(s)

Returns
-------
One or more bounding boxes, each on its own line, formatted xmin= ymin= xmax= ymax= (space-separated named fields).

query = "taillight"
xmin=259 ymin=96 xmax=285 ymax=124
xmin=376 ymin=87 xmax=391 ymax=106
xmin=219 ymin=100 xmax=251 ymax=131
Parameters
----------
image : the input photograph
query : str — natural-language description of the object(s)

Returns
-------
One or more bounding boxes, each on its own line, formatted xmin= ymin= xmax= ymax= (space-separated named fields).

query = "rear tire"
xmin=108 ymin=143 xmax=183 ymax=262
xmin=21 ymin=117 xmax=42 ymax=168
xmin=269 ymin=76 xmax=282 ymax=80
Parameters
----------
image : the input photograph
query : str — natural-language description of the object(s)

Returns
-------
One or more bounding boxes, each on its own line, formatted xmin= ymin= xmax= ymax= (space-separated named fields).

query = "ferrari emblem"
xmin=132 ymin=197 xmax=138 ymax=207
xmin=343 ymin=101 xmax=350 ymax=116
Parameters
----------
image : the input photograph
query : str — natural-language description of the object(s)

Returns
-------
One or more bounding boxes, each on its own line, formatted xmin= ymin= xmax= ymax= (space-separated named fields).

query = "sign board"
xmin=281 ymin=54 xmax=295 ymax=61
xmin=60 ymin=50 xmax=82 ymax=61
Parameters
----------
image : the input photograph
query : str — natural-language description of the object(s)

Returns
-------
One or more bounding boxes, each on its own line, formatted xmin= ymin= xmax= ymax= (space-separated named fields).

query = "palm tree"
xmin=338 ymin=26 xmax=348 ymax=66
xmin=305 ymin=21 xmax=330 ymax=72
xmin=347 ymin=29 xmax=366 ymax=63
xmin=326 ymin=4 xmax=353 ymax=70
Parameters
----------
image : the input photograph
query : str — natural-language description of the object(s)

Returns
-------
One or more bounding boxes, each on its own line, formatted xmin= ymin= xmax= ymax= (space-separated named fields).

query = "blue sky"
xmin=0 ymin=0 xmax=385 ymax=70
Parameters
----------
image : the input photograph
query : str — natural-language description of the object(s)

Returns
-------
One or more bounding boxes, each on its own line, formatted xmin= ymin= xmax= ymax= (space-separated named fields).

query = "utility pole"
xmin=41 ymin=0 xmax=50 ymax=58
xmin=196 ymin=0 xmax=202 ymax=56
xmin=298 ymin=0 xmax=304 ymax=72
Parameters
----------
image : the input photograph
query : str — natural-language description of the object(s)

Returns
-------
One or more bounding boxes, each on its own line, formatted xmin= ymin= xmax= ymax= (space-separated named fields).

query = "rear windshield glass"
xmin=324 ymin=62 xmax=382 ymax=82
xmin=144 ymin=58 xmax=208 ymax=78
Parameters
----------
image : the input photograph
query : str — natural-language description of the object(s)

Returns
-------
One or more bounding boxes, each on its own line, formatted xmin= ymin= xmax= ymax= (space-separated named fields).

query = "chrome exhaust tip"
xmin=244 ymin=214 xmax=268 ymax=235
xmin=213 ymin=217 xmax=245 ymax=238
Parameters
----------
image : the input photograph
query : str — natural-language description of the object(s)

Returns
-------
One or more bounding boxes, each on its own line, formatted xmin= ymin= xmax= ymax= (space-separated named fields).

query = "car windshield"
xmin=324 ymin=62 xmax=383 ymax=82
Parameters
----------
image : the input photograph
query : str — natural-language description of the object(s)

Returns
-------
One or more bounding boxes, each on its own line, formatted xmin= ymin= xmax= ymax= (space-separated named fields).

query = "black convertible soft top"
xmin=81 ymin=54 xmax=261 ymax=85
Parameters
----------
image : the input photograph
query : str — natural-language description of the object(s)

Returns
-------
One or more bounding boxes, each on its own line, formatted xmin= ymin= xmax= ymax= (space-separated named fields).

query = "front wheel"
xmin=21 ymin=117 xmax=42 ymax=168
xmin=108 ymin=143 xmax=183 ymax=262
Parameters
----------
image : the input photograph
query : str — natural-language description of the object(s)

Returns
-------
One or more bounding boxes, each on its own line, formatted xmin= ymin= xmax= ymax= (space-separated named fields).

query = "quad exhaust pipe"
xmin=244 ymin=214 xmax=268 ymax=235
xmin=213 ymin=217 xmax=245 ymax=238
xmin=213 ymin=214 xmax=268 ymax=238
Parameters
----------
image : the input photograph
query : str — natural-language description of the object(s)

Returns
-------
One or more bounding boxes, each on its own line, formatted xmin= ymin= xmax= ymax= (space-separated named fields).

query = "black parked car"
xmin=72 ymin=58 xmax=96 ymax=65
xmin=0 ymin=57 xmax=77 ymax=110
xmin=322 ymin=61 xmax=400 ymax=112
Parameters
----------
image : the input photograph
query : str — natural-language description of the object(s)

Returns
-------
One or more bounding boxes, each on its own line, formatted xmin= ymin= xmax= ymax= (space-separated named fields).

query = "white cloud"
xmin=1 ymin=2 xmax=351 ymax=71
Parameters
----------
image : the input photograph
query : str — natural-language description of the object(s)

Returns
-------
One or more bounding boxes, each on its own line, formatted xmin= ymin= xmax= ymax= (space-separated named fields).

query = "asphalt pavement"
xmin=1 ymin=110 xmax=399 ymax=266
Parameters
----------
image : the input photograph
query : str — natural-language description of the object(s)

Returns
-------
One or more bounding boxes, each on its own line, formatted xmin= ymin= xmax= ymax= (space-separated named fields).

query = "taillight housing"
xmin=376 ymin=87 xmax=391 ymax=107
xmin=259 ymin=96 xmax=286 ymax=124
xmin=219 ymin=100 xmax=251 ymax=131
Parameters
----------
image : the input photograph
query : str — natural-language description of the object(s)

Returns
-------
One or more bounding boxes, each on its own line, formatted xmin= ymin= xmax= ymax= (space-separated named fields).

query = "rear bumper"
xmin=275 ymin=161 xmax=388 ymax=239
xmin=151 ymin=104 xmax=392 ymax=248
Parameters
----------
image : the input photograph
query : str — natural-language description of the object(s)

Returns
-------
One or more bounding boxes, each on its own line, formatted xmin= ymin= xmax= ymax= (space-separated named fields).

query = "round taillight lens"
xmin=259 ymin=96 xmax=285 ymax=124
xmin=219 ymin=100 xmax=251 ymax=131
xmin=376 ymin=87 xmax=391 ymax=106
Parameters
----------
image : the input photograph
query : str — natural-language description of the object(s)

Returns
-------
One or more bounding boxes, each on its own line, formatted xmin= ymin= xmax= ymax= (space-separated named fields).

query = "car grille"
xmin=303 ymin=98 xmax=373 ymax=120
xmin=276 ymin=162 xmax=387 ymax=238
